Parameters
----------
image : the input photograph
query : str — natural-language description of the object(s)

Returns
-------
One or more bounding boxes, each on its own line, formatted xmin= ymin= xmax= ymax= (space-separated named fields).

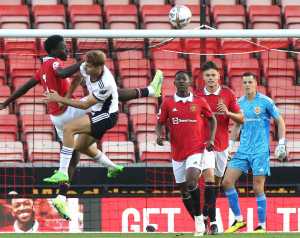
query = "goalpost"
xmin=0 ymin=29 xmax=299 ymax=233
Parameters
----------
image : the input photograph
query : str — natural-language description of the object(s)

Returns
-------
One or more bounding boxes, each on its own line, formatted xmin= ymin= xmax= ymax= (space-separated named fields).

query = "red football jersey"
xmin=158 ymin=93 xmax=213 ymax=161
xmin=35 ymin=57 xmax=70 ymax=115
xmin=196 ymin=86 xmax=240 ymax=151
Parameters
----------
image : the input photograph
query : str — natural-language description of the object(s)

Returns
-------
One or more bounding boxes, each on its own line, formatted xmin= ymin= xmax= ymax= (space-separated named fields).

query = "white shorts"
xmin=50 ymin=103 xmax=91 ymax=141
xmin=204 ymin=148 xmax=229 ymax=178
xmin=172 ymin=152 xmax=215 ymax=183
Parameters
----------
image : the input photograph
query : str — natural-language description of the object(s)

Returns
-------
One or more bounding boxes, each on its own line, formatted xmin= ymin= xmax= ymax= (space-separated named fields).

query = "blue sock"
xmin=256 ymin=193 xmax=266 ymax=226
xmin=224 ymin=188 xmax=242 ymax=218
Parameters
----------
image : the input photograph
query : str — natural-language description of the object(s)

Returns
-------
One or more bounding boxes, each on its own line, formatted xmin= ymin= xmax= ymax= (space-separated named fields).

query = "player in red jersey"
xmin=195 ymin=61 xmax=244 ymax=234
xmin=156 ymin=71 xmax=217 ymax=236
xmin=0 ymin=35 xmax=163 ymax=220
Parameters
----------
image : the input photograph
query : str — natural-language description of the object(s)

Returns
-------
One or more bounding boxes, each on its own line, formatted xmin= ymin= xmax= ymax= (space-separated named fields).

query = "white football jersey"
xmin=80 ymin=63 xmax=118 ymax=113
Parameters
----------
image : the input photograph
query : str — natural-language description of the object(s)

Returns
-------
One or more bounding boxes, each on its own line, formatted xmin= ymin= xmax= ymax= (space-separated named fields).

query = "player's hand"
xmin=206 ymin=140 xmax=215 ymax=152
xmin=275 ymin=140 xmax=288 ymax=161
xmin=156 ymin=137 xmax=164 ymax=146
xmin=0 ymin=102 xmax=7 ymax=110
xmin=44 ymin=90 xmax=61 ymax=103
xmin=216 ymin=101 xmax=229 ymax=115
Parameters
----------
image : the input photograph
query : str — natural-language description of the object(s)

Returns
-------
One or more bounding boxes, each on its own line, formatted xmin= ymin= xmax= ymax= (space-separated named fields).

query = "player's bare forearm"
xmin=227 ymin=111 xmax=244 ymax=124
xmin=156 ymin=123 xmax=164 ymax=145
xmin=3 ymin=78 xmax=38 ymax=107
xmin=56 ymin=61 xmax=83 ymax=78
xmin=275 ymin=115 xmax=286 ymax=140
xmin=207 ymin=115 xmax=217 ymax=143
xmin=65 ymin=74 xmax=82 ymax=99
xmin=230 ymin=122 xmax=241 ymax=141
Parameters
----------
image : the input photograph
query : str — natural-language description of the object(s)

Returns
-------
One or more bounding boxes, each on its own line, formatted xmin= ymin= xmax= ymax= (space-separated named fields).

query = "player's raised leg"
xmin=222 ymin=167 xmax=246 ymax=233
xmin=44 ymin=115 xmax=93 ymax=184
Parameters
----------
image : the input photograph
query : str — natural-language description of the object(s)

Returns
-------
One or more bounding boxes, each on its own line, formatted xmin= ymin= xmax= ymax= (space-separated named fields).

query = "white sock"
xmin=59 ymin=146 xmax=73 ymax=175
xmin=147 ymin=85 xmax=154 ymax=96
xmin=259 ymin=222 xmax=266 ymax=229
xmin=236 ymin=215 xmax=243 ymax=222
xmin=57 ymin=194 xmax=66 ymax=202
xmin=93 ymin=151 xmax=116 ymax=168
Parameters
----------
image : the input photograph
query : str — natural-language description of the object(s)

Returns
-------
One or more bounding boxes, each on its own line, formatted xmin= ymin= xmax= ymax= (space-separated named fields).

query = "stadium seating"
xmin=0 ymin=0 xmax=299 ymax=164
xmin=32 ymin=5 xmax=66 ymax=29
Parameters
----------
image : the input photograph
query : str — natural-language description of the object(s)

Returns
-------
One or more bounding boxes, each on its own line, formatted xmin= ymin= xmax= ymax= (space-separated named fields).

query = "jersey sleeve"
xmin=266 ymin=98 xmax=280 ymax=119
xmin=228 ymin=90 xmax=240 ymax=113
xmin=157 ymin=99 xmax=168 ymax=124
xmin=199 ymin=97 xmax=213 ymax=118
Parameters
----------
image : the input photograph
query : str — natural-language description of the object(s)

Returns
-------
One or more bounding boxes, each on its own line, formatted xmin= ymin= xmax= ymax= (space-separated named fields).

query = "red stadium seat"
xmin=31 ymin=0 xmax=58 ymax=5
xmin=0 ymin=85 xmax=11 ymax=115
xmin=102 ymin=141 xmax=135 ymax=164
xmin=287 ymin=141 xmax=300 ymax=161
xmin=136 ymin=132 xmax=157 ymax=144
xmin=118 ymin=59 xmax=151 ymax=79
xmin=183 ymin=5 xmax=210 ymax=29
xmin=281 ymin=0 xmax=300 ymax=8
xmin=33 ymin=5 xmax=66 ymax=29
xmin=103 ymin=0 xmax=130 ymax=6
xmin=76 ymin=38 xmax=109 ymax=55
xmin=0 ymin=59 xmax=6 ymax=84
xmin=0 ymin=5 xmax=30 ymax=29
xmin=256 ymin=39 xmax=289 ymax=49
xmin=270 ymin=86 xmax=300 ymax=103
xmin=139 ymin=141 xmax=171 ymax=163
xmin=117 ymin=50 xmax=144 ymax=60
xmin=141 ymin=5 xmax=172 ymax=29
xmin=21 ymin=114 xmax=55 ymax=142
xmin=139 ymin=0 xmax=165 ymax=8
xmin=0 ymin=0 xmax=23 ymax=4
xmin=105 ymin=5 xmax=138 ymax=29
xmin=220 ymin=39 xmax=256 ymax=59
xmin=183 ymin=38 xmax=220 ymax=54
xmin=122 ymin=77 xmax=148 ymax=88
xmin=213 ymin=5 xmax=246 ymax=29
xmin=260 ymin=50 xmax=288 ymax=61
xmin=101 ymin=132 xmax=128 ymax=142
xmin=152 ymin=58 xmax=186 ymax=78
xmin=69 ymin=5 xmax=102 ymax=29
xmin=210 ymin=0 xmax=236 ymax=7
xmin=27 ymin=141 xmax=60 ymax=163
xmin=249 ymin=5 xmax=281 ymax=29
xmin=131 ymin=113 xmax=157 ymax=133
xmin=105 ymin=113 xmax=128 ymax=135
xmin=285 ymin=6 xmax=300 ymax=29
xmin=0 ymin=115 xmax=18 ymax=141
xmin=227 ymin=58 xmax=260 ymax=80
xmin=245 ymin=0 xmax=272 ymax=7
xmin=0 ymin=142 xmax=24 ymax=163
xmin=262 ymin=59 xmax=295 ymax=80
xmin=68 ymin=0 xmax=94 ymax=4
xmin=4 ymin=38 xmax=37 ymax=54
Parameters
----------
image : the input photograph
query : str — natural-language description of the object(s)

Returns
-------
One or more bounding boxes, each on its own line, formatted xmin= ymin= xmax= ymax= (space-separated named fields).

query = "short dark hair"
xmin=44 ymin=35 xmax=64 ymax=54
xmin=201 ymin=61 xmax=219 ymax=71
xmin=175 ymin=70 xmax=191 ymax=78
xmin=242 ymin=72 xmax=256 ymax=79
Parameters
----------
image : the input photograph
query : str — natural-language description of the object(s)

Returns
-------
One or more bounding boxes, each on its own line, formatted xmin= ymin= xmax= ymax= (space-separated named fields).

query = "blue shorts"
xmin=228 ymin=152 xmax=270 ymax=176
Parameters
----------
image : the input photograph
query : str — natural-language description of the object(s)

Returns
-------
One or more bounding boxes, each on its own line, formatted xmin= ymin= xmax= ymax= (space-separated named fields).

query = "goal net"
xmin=0 ymin=29 xmax=299 ymax=233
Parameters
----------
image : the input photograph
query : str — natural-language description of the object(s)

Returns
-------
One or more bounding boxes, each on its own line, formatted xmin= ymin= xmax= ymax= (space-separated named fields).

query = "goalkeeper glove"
xmin=275 ymin=138 xmax=287 ymax=161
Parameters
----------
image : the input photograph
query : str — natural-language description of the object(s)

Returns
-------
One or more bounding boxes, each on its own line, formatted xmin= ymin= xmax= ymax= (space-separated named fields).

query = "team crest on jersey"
xmin=254 ymin=106 xmax=261 ymax=115
xmin=190 ymin=104 xmax=197 ymax=112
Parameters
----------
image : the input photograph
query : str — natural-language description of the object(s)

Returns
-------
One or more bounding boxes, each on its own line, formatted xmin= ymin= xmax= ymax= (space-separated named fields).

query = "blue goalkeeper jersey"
xmin=237 ymin=93 xmax=280 ymax=155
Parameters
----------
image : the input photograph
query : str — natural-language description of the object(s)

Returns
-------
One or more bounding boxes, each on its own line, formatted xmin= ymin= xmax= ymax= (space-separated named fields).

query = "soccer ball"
xmin=169 ymin=5 xmax=192 ymax=29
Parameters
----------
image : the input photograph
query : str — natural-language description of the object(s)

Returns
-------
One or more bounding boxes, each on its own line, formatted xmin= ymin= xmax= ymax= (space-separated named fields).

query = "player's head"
xmin=44 ymin=35 xmax=67 ymax=60
xmin=11 ymin=198 xmax=35 ymax=225
xmin=174 ymin=71 xmax=192 ymax=93
xmin=202 ymin=61 xmax=220 ymax=88
xmin=85 ymin=50 xmax=106 ymax=80
xmin=242 ymin=72 xmax=257 ymax=96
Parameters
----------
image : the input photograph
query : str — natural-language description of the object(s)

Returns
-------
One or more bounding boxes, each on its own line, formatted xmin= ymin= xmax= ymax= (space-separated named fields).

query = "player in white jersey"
xmin=43 ymin=50 xmax=124 ymax=184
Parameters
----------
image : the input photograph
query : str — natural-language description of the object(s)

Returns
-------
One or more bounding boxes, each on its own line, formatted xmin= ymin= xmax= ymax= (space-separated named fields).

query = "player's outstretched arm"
xmin=56 ymin=61 xmax=83 ymax=79
xmin=64 ymin=73 xmax=83 ymax=99
xmin=206 ymin=115 xmax=217 ymax=151
xmin=45 ymin=90 xmax=97 ymax=110
xmin=156 ymin=122 xmax=164 ymax=146
xmin=0 ymin=78 xmax=38 ymax=110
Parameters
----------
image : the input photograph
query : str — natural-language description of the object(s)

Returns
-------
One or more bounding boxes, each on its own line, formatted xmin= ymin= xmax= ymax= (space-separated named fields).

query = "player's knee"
xmin=253 ymin=183 xmax=264 ymax=195
xmin=222 ymin=177 xmax=233 ymax=190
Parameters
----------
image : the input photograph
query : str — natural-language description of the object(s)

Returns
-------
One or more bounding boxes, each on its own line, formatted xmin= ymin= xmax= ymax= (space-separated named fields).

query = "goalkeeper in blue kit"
xmin=222 ymin=72 xmax=287 ymax=233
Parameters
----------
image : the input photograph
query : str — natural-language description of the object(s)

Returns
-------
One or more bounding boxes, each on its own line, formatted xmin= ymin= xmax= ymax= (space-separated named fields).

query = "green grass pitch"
xmin=0 ymin=233 xmax=300 ymax=238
